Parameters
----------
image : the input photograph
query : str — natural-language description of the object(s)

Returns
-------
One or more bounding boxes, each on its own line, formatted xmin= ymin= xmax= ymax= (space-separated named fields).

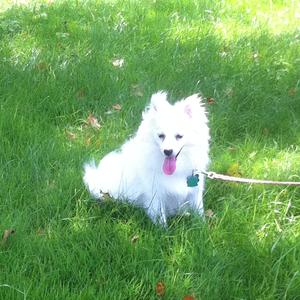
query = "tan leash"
xmin=201 ymin=171 xmax=300 ymax=186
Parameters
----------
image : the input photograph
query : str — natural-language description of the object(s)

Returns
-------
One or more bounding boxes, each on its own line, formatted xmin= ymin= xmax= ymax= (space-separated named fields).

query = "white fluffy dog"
xmin=83 ymin=91 xmax=210 ymax=226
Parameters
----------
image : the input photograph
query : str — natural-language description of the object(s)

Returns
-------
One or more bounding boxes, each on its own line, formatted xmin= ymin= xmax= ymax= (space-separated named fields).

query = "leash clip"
xmin=207 ymin=171 xmax=216 ymax=179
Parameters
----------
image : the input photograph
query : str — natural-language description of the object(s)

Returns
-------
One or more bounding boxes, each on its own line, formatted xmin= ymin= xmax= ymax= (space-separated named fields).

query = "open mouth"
xmin=162 ymin=147 xmax=183 ymax=175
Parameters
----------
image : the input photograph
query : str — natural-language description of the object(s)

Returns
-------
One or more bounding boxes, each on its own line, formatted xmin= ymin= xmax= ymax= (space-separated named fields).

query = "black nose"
xmin=164 ymin=149 xmax=173 ymax=156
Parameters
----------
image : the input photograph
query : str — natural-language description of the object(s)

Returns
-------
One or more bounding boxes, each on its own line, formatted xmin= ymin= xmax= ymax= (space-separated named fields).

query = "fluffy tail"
xmin=83 ymin=161 xmax=104 ymax=199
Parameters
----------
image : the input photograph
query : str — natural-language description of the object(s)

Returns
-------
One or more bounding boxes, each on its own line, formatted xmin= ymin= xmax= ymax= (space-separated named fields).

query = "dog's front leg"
xmin=194 ymin=188 xmax=204 ymax=215
xmin=146 ymin=196 xmax=167 ymax=227
xmin=190 ymin=176 xmax=205 ymax=216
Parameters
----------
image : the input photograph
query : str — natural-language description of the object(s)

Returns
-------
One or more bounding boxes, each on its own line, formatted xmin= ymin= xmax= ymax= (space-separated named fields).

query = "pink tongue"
xmin=163 ymin=156 xmax=176 ymax=175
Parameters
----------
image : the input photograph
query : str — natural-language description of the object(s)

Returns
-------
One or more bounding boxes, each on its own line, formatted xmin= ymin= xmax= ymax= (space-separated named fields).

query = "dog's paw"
xmin=83 ymin=161 xmax=103 ymax=199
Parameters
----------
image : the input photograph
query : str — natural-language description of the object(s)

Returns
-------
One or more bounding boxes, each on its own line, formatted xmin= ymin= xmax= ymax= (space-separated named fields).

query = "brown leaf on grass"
xmin=66 ymin=130 xmax=76 ymax=140
xmin=36 ymin=62 xmax=48 ymax=71
xmin=205 ymin=209 xmax=214 ymax=218
xmin=227 ymin=146 xmax=237 ymax=152
xmin=76 ymin=88 xmax=86 ymax=99
xmin=227 ymin=163 xmax=242 ymax=177
xmin=85 ymin=136 xmax=93 ymax=146
xmin=101 ymin=191 xmax=110 ymax=200
xmin=1 ymin=229 xmax=15 ymax=245
xmin=183 ymin=295 xmax=196 ymax=300
xmin=288 ymin=88 xmax=296 ymax=96
xmin=56 ymin=32 xmax=69 ymax=38
xmin=131 ymin=234 xmax=139 ymax=244
xmin=207 ymin=97 xmax=216 ymax=105
xmin=112 ymin=58 xmax=124 ymax=68
xmin=253 ymin=52 xmax=259 ymax=60
xmin=156 ymin=281 xmax=166 ymax=297
xmin=87 ymin=113 xmax=101 ymax=130
xmin=263 ymin=128 xmax=269 ymax=136
xmin=94 ymin=138 xmax=101 ymax=148
xmin=112 ymin=104 xmax=122 ymax=111
xmin=105 ymin=104 xmax=122 ymax=114
xmin=36 ymin=228 xmax=45 ymax=236
xmin=131 ymin=84 xmax=144 ymax=97
xmin=225 ymin=87 xmax=234 ymax=97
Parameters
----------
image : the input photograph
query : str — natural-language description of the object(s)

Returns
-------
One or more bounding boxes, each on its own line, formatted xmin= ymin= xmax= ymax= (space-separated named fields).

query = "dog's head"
xmin=142 ymin=91 xmax=208 ymax=175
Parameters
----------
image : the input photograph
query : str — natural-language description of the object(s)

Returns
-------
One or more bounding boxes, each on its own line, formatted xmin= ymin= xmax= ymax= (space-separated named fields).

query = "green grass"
xmin=1 ymin=0 xmax=300 ymax=298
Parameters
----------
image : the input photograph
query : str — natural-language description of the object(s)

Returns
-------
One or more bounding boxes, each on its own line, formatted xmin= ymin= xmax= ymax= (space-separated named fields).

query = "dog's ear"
xmin=178 ymin=94 xmax=204 ymax=119
xmin=149 ymin=91 xmax=169 ymax=111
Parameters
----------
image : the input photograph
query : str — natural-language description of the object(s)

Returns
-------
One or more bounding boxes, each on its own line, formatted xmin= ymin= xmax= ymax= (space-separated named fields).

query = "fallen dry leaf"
xmin=227 ymin=146 xmax=237 ymax=152
xmin=102 ymin=192 xmax=111 ymax=200
xmin=205 ymin=209 xmax=214 ymax=218
xmin=131 ymin=84 xmax=144 ymax=97
xmin=56 ymin=32 xmax=69 ymax=38
xmin=183 ymin=295 xmax=196 ymax=300
xmin=84 ymin=136 xmax=93 ymax=146
xmin=66 ymin=130 xmax=76 ymax=140
xmin=263 ymin=127 xmax=269 ymax=136
xmin=46 ymin=179 xmax=56 ymax=188
xmin=1 ymin=229 xmax=15 ymax=245
xmin=288 ymin=88 xmax=296 ymax=96
xmin=207 ymin=97 xmax=216 ymax=105
xmin=156 ymin=281 xmax=166 ymax=297
xmin=131 ymin=234 xmax=139 ymax=244
xmin=227 ymin=162 xmax=241 ymax=177
xmin=112 ymin=58 xmax=124 ymax=68
xmin=36 ymin=62 xmax=48 ymax=71
xmin=76 ymin=88 xmax=86 ymax=99
xmin=112 ymin=104 xmax=122 ymax=111
xmin=87 ymin=113 xmax=101 ymax=130
xmin=225 ymin=87 xmax=234 ymax=97
xmin=249 ymin=151 xmax=257 ymax=159
xmin=36 ymin=228 xmax=45 ymax=236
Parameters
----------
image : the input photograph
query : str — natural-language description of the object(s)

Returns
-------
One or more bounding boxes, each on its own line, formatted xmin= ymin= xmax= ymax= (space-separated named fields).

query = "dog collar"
xmin=187 ymin=170 xmax=199 ymax=187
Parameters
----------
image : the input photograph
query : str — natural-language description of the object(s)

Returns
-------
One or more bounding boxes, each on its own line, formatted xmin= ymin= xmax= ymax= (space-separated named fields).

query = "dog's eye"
xmin=175 ymin=134 xmax=183 ymax=140
xmin=158 ymin=133 xmax=165 ymax=140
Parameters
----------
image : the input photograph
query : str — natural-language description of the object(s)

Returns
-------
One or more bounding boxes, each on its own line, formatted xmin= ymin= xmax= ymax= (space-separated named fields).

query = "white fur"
xmin=83 ymin=91 xmax=210 ymax=226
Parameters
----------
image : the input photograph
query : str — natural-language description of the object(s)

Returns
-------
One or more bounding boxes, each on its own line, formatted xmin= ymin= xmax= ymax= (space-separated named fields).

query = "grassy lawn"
xmin=1 ymin=0 xmax=300 ymax=298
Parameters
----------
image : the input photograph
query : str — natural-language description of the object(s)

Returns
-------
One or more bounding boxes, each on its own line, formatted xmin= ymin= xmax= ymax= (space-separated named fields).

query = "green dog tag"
xmin=187 ymin=174 xmax=199 ymax=187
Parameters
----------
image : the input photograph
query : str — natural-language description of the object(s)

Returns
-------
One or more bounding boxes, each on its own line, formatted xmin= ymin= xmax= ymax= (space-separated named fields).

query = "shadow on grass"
xmin=1 ymin=1 xmax=300 ymax=299
xmin=1 ymin=1 xmax=299 ymax=142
